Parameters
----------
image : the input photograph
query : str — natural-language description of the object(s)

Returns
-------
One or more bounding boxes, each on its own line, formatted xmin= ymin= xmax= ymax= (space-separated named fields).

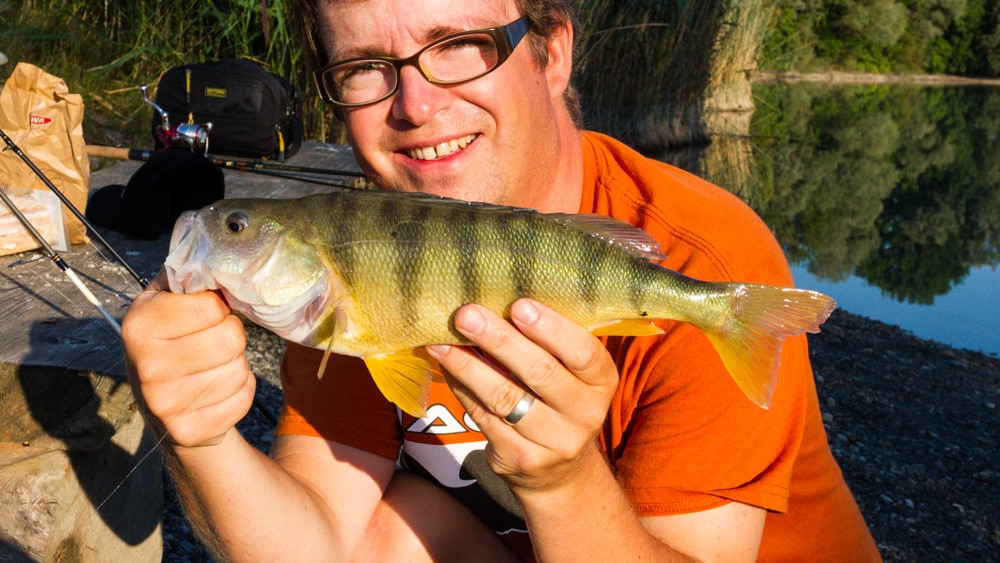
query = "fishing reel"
xmin=140 ymin=84 xmax=212 ymax=155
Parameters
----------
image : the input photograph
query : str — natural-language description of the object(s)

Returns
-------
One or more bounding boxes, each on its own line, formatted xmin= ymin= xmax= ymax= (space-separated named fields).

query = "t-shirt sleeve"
xmin=276 ymin=343 xmax=403 ymax=461
xmin=603 ymin=324 xmax=810 ymax=516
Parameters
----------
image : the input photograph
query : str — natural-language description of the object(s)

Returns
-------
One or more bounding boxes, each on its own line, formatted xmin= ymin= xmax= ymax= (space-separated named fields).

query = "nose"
xmin=391 ymin=65 xmax=451 ymax=126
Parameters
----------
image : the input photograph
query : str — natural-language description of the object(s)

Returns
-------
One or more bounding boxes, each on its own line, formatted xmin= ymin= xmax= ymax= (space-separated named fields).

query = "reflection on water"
xmin=656 ymin=84 xmax=1000 ymax=356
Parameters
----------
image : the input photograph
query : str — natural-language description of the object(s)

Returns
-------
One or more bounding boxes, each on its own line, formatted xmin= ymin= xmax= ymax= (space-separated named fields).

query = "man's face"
xmin=317 ymin=0 xmax=568 ymax=207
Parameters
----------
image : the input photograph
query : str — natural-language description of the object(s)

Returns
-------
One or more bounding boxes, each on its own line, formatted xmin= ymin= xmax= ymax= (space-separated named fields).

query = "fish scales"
xmin=313 ymin=195 xmax=655 ymax=349
xmin=450 ymin=205 xmax=483 ymax=306
xmin=389 ymin=202 xmax=431 ymax=328
xmin=165 ymin=189 xmax=838 ymax=415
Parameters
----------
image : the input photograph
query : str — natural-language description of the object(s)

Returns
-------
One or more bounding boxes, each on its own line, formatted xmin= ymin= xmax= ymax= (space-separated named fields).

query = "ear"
xmin=544 ymin=18 xmax=574 ymax=100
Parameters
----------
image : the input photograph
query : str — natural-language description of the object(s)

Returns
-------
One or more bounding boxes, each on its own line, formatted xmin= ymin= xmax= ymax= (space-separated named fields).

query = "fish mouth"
xmin=405 ymin=134 xmax=477 ymax=161
xmin=164 ymin=211 xmax=213 ymax=293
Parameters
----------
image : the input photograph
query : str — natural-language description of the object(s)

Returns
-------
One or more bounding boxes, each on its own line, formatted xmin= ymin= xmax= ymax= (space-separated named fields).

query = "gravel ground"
xmin=160 ymin=310 xmax=1000 ymax=562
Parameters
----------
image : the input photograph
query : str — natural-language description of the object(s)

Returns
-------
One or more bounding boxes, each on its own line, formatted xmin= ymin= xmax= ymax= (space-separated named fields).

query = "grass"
xmin=0 ymin=0 xmax=336 ymax=152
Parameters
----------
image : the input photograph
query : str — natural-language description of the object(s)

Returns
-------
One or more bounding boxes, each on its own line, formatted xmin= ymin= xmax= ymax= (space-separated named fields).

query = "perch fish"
xmin=164 ymin=189 xmax=836 ymax=417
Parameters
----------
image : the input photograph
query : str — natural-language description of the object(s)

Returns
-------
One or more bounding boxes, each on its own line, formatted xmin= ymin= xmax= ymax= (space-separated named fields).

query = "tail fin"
xmin=702 ymin=285 xmax=836 ymax=409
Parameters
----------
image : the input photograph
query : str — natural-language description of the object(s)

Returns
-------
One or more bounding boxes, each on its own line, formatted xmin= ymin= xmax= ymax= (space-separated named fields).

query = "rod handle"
xmin=85 ymin=145 xmax=133 ymax=160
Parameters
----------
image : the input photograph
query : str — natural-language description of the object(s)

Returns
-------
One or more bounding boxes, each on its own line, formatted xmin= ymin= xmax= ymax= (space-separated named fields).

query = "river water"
xmin=661 ymin=83 xmax=1000 ymax=356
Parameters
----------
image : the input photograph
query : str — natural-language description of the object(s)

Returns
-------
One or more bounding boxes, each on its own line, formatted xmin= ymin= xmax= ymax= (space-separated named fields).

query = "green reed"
xmin=575 ymin=0 xmax=772 ymax=150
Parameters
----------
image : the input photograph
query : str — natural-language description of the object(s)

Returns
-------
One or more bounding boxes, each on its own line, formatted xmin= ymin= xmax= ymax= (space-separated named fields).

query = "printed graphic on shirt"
xmin=401 ymin=381 xmax=527 ymax=535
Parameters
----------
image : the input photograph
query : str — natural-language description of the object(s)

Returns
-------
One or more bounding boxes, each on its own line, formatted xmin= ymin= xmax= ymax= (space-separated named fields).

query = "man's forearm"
xmin=513 ymin=441 xmax=694 ymax=562
xmin=162 ymin=428 xmax=343 ymax=562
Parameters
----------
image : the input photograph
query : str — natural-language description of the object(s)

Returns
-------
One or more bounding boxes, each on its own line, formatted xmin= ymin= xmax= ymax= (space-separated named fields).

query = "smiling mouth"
xmin=406 ymin=134 xmax=477 ymax=161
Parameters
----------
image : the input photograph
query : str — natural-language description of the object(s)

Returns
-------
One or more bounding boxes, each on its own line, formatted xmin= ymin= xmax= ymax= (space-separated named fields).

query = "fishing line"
xmin=24 ymin=261 xmax=82 ymax=315
xmin=90 ymin=368 xmax=279 ymax=515
xmin=93 ymin=432 xmax=170 ymax=513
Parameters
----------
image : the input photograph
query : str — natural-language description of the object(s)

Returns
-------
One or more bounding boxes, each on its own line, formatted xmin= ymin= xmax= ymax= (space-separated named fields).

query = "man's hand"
xmin=122 ymin=270 xmax=256 ymax=448
xmin=426 ymin=298 xmax=619 ymax=491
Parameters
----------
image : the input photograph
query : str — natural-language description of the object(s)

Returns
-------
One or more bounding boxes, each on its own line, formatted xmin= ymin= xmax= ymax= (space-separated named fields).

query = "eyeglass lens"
xmin=318 ymin=16 xmax=530 ymax=107
xmin=330 ymin=33 xmax=500 ymax=105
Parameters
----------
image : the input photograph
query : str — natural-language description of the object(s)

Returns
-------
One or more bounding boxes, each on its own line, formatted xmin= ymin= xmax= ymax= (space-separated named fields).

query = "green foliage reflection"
xmin=746 ymin=85 xmax=1000 ymax=304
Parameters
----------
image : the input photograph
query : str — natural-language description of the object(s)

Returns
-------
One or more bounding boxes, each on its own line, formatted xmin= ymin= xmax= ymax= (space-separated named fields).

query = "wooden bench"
xmin=0 ymin=142 xmax=361 ymax=560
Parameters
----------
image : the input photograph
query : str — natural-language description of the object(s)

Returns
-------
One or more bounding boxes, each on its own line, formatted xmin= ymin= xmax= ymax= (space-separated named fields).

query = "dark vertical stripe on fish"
xmin=628 ymin=256 xmax=651 ymax=314
xmin=507 ymin=212 xmax=539 ymax=298
xmin=450 ymin=206 xmax=481 ymax=306
xmin=578 ymin=233 xmax=609 ymax=309
xmin=385 ymin=198 xmax=429 ymax=326
xmin=329 ymin=190 xmax=361 ymax=287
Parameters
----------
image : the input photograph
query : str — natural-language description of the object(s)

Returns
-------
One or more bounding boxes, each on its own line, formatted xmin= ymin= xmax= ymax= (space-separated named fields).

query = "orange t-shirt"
xmin=276 ymin=131 xmax=880 ymax=561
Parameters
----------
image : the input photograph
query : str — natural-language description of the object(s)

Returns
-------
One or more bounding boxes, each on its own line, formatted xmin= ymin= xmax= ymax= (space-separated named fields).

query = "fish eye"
xmin=225 ymin=212 xmax=249 ymax=233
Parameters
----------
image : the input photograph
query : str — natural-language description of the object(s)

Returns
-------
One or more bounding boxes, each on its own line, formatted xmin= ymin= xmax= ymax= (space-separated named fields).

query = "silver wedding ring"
xmin=503 ymin=388 xmax=535 ymax=425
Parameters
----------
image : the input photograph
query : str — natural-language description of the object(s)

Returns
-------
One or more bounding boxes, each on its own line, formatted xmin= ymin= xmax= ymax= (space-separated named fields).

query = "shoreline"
xmin=750 ymin=69 xmax=1000 ymax=87
xmin=806 ymin=309 xmax=999 ymax=560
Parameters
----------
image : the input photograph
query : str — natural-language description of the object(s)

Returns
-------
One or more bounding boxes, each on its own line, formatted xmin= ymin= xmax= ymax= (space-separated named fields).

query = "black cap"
xmin=85 ymin=149 xmax=224 ymax=239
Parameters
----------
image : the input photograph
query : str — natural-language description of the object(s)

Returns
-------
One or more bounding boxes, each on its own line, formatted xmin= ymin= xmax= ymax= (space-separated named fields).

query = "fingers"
xmin=426 ymin=300 xmax=619 ymax=491
xmin=123 ymin=274 xmax=255 ymax=447
xmin=506 ymin=299 xmax=617 ymax=389
xmin=435 ymin=299 xmax=616 ymax=416
xmin=427 ymin=298 xmax=618 ymax=443
xmin=125 ymin=271 xmax=231 ymax=343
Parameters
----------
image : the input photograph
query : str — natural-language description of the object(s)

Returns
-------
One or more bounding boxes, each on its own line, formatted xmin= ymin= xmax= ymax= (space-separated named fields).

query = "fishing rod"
xmin=0 ymin=182 xmax=122 ymax=336
xmin=0 ymin=128 xmax=149 ymax=289
xmin=86 ymin=145 xmax=367 ymax=178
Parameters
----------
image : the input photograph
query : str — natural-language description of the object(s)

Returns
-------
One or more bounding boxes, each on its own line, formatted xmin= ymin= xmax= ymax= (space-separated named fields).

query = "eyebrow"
xmin=329 ymin=20 xmax=498 ymax=62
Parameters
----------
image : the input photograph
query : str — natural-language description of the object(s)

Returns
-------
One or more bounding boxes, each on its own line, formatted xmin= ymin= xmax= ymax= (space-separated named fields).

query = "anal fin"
xmin=590 ymin=319 xmax=666 ymax=337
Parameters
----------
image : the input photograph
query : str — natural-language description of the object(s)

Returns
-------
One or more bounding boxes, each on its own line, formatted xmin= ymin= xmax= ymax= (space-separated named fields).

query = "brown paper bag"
xmin=0 ymin=62 xmax=90 ymax=255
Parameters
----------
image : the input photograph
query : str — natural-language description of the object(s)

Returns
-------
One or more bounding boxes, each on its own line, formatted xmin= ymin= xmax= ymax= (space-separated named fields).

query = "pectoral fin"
xmin=590 ymin=319 xmax=666 ymax=337
xmin=316 ymin=338 xmax=335 ymax=379
xmin=364 ymin=350 xmax=435 ymax=417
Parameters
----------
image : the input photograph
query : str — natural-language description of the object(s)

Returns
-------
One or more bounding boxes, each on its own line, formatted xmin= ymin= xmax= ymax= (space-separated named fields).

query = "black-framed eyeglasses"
xmin=314 ymin=15 xmax=532 ymax=108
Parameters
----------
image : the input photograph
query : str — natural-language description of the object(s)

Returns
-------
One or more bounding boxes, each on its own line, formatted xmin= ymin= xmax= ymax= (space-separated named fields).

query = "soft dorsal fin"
xmin=363 ymin=350 xmax=435 ymax=417
xmin=550 ymin=213 xmax=667 ymax=261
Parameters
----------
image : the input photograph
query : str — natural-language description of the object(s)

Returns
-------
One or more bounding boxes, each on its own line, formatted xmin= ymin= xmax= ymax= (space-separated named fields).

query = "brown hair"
xmin=291 ymin=0 xmax=582 ymax=126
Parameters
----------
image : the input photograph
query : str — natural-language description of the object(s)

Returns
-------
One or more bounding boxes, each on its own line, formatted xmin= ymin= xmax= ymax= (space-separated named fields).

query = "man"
xmin=123 ymin=0 xmax=881 ymax=560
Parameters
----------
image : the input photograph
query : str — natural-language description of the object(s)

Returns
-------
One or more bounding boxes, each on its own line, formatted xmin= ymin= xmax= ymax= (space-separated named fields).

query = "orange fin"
xmin=364 ymin=350 xmax=434 ymax=417
xmin=703 ymin=285 xmax=836 ymax=410
xmin=590 ymin=319 xmax=666 ymax=337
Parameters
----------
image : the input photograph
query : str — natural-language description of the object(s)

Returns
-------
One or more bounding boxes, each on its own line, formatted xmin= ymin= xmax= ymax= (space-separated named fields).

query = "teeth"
xmin=407 ymin=134 xmax=476 ymax=161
